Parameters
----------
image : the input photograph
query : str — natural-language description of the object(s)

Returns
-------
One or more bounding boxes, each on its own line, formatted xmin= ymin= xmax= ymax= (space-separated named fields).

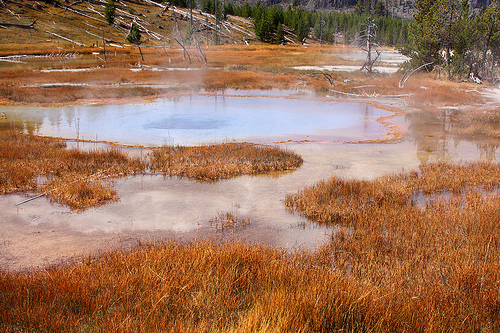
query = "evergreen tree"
xmin=476 ymin=1 xmax=500 ymax=78
xmin=104 ymin=0 xmax=115 ymax=24
xmin=296 ymin=16 xmax=309 ymax=42
xmin=404 ymin=0 xmax=500 ymax=80
xmin=403 ymin=0 xmax=444 ymax=70
xmin=242 ymin=2 xmax=251 ymax=17
xmin=314 ymin=14 xmax=326 ymax=42
xmin=127 ymin=22 xmax=141 ymax=44
xmin=224 ymin=2 xmax=234 ymax=17
xmin=354 ymin=0 xmax=366 ymax=14
xmin=374 ymin=0 xmax=388 ymax=16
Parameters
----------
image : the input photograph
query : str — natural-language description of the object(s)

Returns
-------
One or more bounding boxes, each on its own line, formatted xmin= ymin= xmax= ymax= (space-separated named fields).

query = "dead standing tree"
xmin=173 ymin=16 xmax=207 ymax=65
xmin=359 ymin=18 xmax=381 ymax=73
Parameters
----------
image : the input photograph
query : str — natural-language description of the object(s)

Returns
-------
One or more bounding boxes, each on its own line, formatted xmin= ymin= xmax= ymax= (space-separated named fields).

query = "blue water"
xmin=1 ymin=92 xmax=392 ymax=146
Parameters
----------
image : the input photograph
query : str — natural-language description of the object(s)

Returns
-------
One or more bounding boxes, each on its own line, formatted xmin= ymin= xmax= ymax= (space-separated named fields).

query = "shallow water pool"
xmin=0 ymin=91 xmax=392 ymax=145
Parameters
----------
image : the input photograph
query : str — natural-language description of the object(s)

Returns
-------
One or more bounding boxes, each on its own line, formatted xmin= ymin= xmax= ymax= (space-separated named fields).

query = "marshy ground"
xmin=2 ymin=39 xmax=500 ymax=331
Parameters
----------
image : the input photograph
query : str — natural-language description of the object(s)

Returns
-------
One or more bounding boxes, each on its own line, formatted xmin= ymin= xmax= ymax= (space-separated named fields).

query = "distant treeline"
xmin=400 ymin=0 xmax=500 ymax=82
xmin=209 ymin=0 xmax=409 ymax=45
xmin=156 ymin=0 xmax=409 ymax=46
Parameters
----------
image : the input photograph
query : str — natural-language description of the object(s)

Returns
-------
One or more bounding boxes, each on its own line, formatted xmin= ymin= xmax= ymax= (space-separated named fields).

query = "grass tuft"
xmin=0 ymin=131 xmax=302 ymax=209
xmin=150 ymin=143 xmax=303 ymax=181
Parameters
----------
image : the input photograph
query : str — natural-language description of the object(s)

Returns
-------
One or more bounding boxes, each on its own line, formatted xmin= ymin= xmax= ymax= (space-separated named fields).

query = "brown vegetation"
xmin=1 ymin=216 xmax=499 ymax=332
xmin=209 ymin=212 xmax=251 ymax=232
xmin=150 ymin=143 xmax=303 ymax=181
xmin=2 ymin=160 xmax=499 ymax=331
xmin=0 ymin=131 xmax=302 ymax=209
xmin=283 ymin=162 xmax=500 ymax=331
xmin=0 ymin=241 xmax=365 ymax=332
xmin=0 ymin=130 xmax=144 ymax=210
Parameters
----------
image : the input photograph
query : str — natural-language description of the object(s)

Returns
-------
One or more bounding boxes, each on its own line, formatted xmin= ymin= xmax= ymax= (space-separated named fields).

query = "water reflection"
xmin=4 ymin=93 xmax=500 ymax=270
xmin=0 ymin=93 xmax=391 ymax=145
xmin=405 ymin=109 xmax=500 ymax=163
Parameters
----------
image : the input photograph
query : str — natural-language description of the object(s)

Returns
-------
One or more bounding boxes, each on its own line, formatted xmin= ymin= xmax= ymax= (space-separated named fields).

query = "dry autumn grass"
xmin=283 ymin=162 xmax=500 ymax=331
xmin=0 ymin=130 xmax=144 ymax=210
xmin=0 ymin=130 xmax=302 ymax=209
xmin=150 ymin=143 xmax=302 ymax=181
xmin=1 ymin=158 xmax=499 ymax=331
xmin=0 ymin=241 xmax=371 ymax=332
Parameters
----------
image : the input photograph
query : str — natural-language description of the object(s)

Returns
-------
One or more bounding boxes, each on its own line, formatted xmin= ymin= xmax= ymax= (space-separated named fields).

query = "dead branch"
xmin=0 ymin=19 xmax=36 ymax=28
xmin=58 ymin=0 xmax=83 ymax=12
xmin=85 ymin=29 xmax=108 ymax=40
xmin=58 ymin=3 xmax=108 ymax=24
xmin=193 ymin=34 xmax=207 ymax=65
xmin=329 ymin=89 xmax=364 ymax=97
xmin=114 ymin=7 xmax=146 ymax=22
xmin=399 ymin=62 xmax=433 ymax=88
xmin=174 ymin=36 xmax=191 ymax=64
xmin=45 ymin=30 xmax=85 ymax=46
xmin=304 ymin=71 xmax=335 ymax=85
xmin=329 ymin=89 xmax=413 ymax=98
xmin=0 ymin=0 xmax=21 ymax=18
xmin=134 ymin=20 xmax=163 ymax=40
xmin=84 ymin=22 xmax=110 ymax=33
xmin=160 ymin=3 xmax=169 ymax=16
xmin=4 ymin=0 xmax=44 ymax=12
xmin=140 ymin=0 xmax=165 ymax=8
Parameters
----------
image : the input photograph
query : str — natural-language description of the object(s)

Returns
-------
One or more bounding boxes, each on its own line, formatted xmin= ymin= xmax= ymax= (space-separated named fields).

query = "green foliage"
xmin=253 ymin=5 xmax=286 ymax=44
xmin=404 ymin=0 xmax=500 ymax=80
xmin=104 ymin=0 xmax=115 ymax=25
xmin=126 ymin=22 xmax=141 ymax=45
xmin=354 ymin=0 xmax=368 ymax=15
xmin=224 ymin=2 xmax=234 ymax=18
xmin=374 ymin=0 xmax=388 ymax=17
xmin=202 ymin=0 xmax=223 ymax=21
xmin=169 ymin=0 xmax=188 ymax=7
xmin=231 ymin=2 xmax=408 ymax=45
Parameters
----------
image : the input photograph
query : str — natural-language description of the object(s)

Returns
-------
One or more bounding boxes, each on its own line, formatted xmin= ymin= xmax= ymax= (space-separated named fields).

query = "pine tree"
xmin=104 ymin=0 xmax=115 ymax=24
xmin=474 ymin=0 xmax=500 ymax=79
xmin=404 ymin=0 xmax=444 ymax=70
xmin=127 ymin=22 xmax=141 ymax=44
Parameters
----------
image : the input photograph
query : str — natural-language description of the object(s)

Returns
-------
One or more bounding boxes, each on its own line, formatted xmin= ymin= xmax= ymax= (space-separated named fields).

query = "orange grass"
xmin=0 ymin=131 xmax=144 ymax=210
xmin=201 ymin=69 xmax=297 ymax=91
xmin=404 ymin=74 xmax=485 ymax=107
xmin=0 ymin=131 xmax=302 ymax=209
xmin=150 ymin=143 xmax=303 ymax=181
xmin=282 ymin=161 xmax=500 ymax=331
xmin=2 ymin=155 xmax=500 ymax=331
xmin=285 ymin=161 xmax=500 ymax=223
xmin=1 ymin=234 xmax=499 ymax=332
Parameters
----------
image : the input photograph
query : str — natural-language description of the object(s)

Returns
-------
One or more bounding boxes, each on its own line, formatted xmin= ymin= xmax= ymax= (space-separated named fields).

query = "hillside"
xmin=0 ymin=0 xmax=259 ymax=53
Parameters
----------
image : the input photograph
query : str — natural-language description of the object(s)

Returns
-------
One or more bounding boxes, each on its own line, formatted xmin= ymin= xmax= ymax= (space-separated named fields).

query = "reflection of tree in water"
xmin=47 ymin=108 xmax=63 ymax=128
xmin=477 ymin=143 xmax=500 ymax=161
xmin=0 ymin=114 xmax=43 ymax=135
xmin=363 ymin=104 xmax=370 ymax=132
xmin=406 ymin=108 xmax=500 ymax=162
xmin=406 ymin=109 xmax=458 ymax=163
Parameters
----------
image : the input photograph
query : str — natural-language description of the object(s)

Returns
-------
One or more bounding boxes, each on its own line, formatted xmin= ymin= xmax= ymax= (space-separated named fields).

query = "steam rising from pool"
xmin=1 ymin=91 xmax=393 ymax=146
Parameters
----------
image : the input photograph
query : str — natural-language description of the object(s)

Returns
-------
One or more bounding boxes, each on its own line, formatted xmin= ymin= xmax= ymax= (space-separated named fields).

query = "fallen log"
xmin=4 ymin=0 xmax=44 ymax=12
xmin=0 ymin=19 xmax=36 ymax=28
xmin=45 ymin=30 xmax=85 ymax=46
